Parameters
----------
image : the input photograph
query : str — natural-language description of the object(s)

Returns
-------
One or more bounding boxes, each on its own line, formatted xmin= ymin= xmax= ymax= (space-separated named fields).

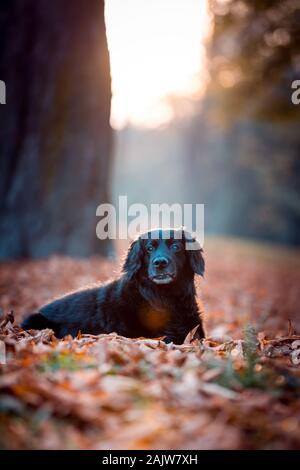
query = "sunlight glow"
xmin=105 ymin=0 xmax=210 ymax=129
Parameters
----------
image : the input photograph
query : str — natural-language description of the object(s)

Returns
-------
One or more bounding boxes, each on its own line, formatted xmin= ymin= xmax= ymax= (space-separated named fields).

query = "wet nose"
xmin=152 ymin=257 xmax=169 ymax=269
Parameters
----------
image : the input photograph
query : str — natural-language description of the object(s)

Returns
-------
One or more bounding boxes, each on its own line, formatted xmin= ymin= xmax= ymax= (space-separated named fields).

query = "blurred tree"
xmin=208 ymin=0 xmax=300 ymax=123
xmin=0 ymin=0 xmax=112 ymax=258
xmin=183 ymin=0 xmax=300 ymax=245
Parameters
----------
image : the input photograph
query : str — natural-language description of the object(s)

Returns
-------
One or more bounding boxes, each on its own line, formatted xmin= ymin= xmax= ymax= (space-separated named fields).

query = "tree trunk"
xmin=0 ymin=0 xmax=113 ymax=258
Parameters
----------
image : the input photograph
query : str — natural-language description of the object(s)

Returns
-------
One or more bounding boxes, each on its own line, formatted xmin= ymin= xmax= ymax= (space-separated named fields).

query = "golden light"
xmin=105 ymin=0 xmax=211 ymax=129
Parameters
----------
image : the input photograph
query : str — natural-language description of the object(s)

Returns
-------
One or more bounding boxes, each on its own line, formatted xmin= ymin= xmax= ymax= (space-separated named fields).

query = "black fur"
xmin=22 ymin=229 xmax=205 ymax=344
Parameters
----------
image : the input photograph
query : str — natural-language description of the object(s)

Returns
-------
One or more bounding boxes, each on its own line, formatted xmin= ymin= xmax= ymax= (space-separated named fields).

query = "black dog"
xmin=22 ymin=229 xmax=205 ymax=344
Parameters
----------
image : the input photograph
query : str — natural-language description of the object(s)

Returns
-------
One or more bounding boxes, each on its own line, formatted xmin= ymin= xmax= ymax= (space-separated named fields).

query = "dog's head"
xmin=122 ymin=228 xmax=205 ymax=285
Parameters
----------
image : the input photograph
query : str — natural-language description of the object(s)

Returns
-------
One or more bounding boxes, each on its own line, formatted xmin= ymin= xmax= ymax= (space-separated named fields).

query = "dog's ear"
xmin=188 ymin=247 xmax=205 ymax=277
xmin=122 ymin=238 xmax=143 ymax=277
xmin=183 ymin=230 xmax=205 ymax=277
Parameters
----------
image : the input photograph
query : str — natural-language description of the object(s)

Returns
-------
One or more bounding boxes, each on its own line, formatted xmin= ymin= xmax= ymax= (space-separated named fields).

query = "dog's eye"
xmin=146 ymin=244 xmax=154 ymax=253
xmin=171 ymin=243 xmax=181 ymax=252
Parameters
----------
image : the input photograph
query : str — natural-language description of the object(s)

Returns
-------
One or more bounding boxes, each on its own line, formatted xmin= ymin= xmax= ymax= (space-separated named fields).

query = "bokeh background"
xmin=1 ymin=0 xmax=300 ymax=259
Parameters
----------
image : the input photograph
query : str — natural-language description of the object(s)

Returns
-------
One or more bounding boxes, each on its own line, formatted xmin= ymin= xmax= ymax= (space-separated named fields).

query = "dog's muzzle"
xmin=150 ymin=273 xmax=175 ymax=284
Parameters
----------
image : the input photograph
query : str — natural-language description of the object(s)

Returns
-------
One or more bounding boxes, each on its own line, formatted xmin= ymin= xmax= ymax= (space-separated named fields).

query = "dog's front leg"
xmin=163 ymin=313 xmax=204 ymax=345
xmin=162 ymin=326 xmax=187 ymax=345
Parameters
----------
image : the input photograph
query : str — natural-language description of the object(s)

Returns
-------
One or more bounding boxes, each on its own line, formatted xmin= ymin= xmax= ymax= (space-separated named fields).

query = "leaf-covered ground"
xmin=0 ymin=238 xmax=300 ymax=449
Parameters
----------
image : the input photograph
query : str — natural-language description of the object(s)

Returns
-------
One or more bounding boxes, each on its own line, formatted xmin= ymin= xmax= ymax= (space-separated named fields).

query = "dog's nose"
xmin=152 ymin=257 xmax=169 ymax=269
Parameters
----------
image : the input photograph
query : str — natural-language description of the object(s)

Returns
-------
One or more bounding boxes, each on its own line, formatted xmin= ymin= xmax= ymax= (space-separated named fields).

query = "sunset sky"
xmin=105 ymin=0 xmax=210 ymax=129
